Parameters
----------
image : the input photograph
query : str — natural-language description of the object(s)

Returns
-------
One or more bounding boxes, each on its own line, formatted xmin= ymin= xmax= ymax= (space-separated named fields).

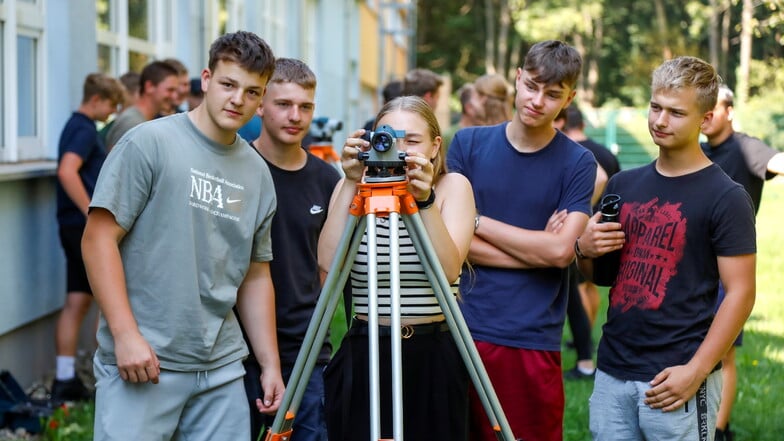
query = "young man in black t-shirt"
xmin=243 ymin=58 xmax=340 ymax=441
xmin=576 ymin=57 xmax=756 ymax=440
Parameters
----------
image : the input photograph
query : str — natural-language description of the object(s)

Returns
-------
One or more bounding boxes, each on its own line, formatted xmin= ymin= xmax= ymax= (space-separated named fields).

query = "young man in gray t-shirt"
xmin=83 ymin=31 xmax=282 ymax=441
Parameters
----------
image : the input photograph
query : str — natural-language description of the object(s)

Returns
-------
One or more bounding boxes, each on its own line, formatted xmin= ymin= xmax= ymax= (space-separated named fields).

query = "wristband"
xmin=416 ymin=188 xmax=436 ymax=210
xmin=574 ymin=238 xmax=587 ymax=259
xmin=416 ymin=189 xmax=436 ymax=210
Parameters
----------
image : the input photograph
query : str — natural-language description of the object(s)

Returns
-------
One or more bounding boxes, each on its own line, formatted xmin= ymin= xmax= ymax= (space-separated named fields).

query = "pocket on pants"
xmin=93 ymin=355 xmax=122 ymax=388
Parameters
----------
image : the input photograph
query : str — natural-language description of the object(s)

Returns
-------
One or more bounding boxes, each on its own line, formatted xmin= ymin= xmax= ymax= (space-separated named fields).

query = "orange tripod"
xmin=265 ymin=178 xmax=515 ymax=441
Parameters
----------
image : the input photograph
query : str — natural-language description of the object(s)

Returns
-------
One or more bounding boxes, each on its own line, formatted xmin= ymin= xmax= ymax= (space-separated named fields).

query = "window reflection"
xmin=17 ymin=35 xmax=37 ymax=137
xmin=129 ymin=0 xmax=148 ymax=40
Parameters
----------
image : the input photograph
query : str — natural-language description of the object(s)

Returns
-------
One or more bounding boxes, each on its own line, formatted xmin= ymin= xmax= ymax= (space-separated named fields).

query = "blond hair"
xmin=651 ymin=56 xmax=719 ymax=113
xmin=475 ymin=73 xmax=513 ymax=125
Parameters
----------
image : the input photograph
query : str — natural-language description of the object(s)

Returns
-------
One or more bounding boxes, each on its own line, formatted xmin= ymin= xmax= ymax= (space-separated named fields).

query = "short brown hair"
xmin=402 ymin=68 xmax=443 ymax=98
xmin=208 ymin=31 xmax=275 ymax=80
xmin=523 ymin=40 xmax=582 ymax=90
xmin=269 ymin=58 xmax=316 ymax=90
xmin=82 ymin=73 xmax=124 ymax=106
xmin=139 ymin=61 xmax=179 ymax=94
xmin=162 ymin=58 xmax=188 ymax=76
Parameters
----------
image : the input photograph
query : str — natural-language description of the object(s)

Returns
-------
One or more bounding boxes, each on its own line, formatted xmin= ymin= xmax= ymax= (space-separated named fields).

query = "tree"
xmin=416 ymin=0 xmax=784 ymax=109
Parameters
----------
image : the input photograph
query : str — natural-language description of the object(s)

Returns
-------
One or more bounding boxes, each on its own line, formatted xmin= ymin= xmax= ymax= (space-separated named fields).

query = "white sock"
xmin=56 ymin=356 xmax=75 ymax=381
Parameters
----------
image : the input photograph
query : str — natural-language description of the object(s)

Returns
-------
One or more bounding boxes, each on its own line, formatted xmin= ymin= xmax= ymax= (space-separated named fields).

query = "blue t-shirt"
xmin=595 ymin=163 xmax=756 ymax=381
xmin=447 ymin=123 xmax=596 ymax=350
xmin=56 ymin=112 xmax=106 ymax=227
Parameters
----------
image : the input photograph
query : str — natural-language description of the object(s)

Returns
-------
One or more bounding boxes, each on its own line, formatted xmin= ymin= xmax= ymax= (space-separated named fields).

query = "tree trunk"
xmin=721 ymin=0 xmax=731 ymax=80
xmin=737 ymin=0 xmax=753 ymax=106
xmin=653 ymin=0 xmax=672 ymax=59
xmin=572 ymin=33 xmax=588 ymax=104
xmin=496 ymin=0 xmax=510 ymax=76
xmin=709 ymin=0 xmax=720 ymax=68
xmin=484 ymin=0 xmax=496 ymax=73
xmin=587 ymin=13 xmax=603 ymax=107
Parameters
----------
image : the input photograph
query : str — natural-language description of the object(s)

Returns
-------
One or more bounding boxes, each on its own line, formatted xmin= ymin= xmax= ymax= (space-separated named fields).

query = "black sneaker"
xmin=563 ymin=366 xmax=595 ymax=381
xmin=51 ymin=377 xmax=93 ymax=402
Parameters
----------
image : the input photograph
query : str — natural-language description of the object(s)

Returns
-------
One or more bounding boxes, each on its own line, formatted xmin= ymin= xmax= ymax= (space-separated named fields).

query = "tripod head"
xmin=309 ymin=117 xmax=343 ymax=143
xmin=307 ymin=116 xmax=342 ymax=166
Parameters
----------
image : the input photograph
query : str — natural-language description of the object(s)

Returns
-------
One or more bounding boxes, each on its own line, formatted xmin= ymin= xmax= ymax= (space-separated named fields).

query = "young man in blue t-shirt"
xmin=576 ymin=56 xmax=756 ymax=441
xmin=447 ymin=40 xmax=596 ymax=441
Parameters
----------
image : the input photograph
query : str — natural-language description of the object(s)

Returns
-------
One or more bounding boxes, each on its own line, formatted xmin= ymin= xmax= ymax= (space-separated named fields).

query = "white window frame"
xmin=1 ymin=0 xmax=46 ymax=162
xmin=96 ymin=0 xmax=172 ymax=78
xmin=258 ymin=0 xmax=286 ymax=53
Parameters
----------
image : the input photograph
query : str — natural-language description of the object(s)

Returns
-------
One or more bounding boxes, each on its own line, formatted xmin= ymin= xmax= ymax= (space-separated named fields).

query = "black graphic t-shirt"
xmin=595 ymin=162 xmax=756 ymax=381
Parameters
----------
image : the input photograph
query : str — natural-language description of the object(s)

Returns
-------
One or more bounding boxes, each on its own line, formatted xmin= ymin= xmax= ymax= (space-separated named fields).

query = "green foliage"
xmin=418 ymin=0 xmax=784 ymax=108
xmin=735 ymin=58 xmax=784 ymax=150
xmin=42 ymin=402 xmax=94 ymax=441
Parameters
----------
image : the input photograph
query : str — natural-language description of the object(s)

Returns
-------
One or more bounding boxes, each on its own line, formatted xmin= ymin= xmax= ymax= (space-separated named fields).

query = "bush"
xmin=42 ymin=402 xmax=93 ymax=441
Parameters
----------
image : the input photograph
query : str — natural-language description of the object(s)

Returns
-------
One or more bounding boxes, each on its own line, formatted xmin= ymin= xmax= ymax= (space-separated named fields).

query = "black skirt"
xmin=324 ymin=321 xmax=469 ymax=441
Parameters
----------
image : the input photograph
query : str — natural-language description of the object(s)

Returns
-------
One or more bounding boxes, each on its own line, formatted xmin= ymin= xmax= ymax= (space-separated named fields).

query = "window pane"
xmin=97 ymin=0 xmax=112 ymax=31
xmin=128 ymin=0 xmax=149 ymax=40
xmin=17 ymin=36 xmax=37 ymax=137
xmin=129 ymin=51 xmax=149 ymax=73
xmin=98 ymin=43 xmax=114 ymax=74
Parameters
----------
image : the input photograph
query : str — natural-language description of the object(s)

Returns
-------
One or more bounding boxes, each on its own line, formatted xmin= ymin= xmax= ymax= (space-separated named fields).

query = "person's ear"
xmin=430 ymin=135 xmax=442 ymax=160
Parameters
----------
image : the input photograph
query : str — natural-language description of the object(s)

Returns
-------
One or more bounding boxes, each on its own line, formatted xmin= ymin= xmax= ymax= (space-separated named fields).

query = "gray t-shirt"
xmin=91 ymin=112 xmax=276 ymax=371
xmin=105 ymin=106 xmax=146 ymax=149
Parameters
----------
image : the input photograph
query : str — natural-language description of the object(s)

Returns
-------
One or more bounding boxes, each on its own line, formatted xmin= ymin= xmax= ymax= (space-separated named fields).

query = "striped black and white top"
xmin=350 ymin=217 xmax=460 ymax=319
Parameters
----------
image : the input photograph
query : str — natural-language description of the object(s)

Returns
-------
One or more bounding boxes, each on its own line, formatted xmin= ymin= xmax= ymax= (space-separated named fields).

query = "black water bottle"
xmin=593 ymin=194 xmax=622 ymax=286
xmin=599 ymin=193 xmax=621 ymax=223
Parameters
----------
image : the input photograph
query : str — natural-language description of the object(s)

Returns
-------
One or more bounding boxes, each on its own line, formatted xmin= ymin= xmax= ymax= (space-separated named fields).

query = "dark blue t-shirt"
xmin=447 ymin=123 xmax=596 ymax=351
xmin=595 ymin=163 xmax=756 ymax=381
xmin=56 ymin=112 xmax=106 ymax=227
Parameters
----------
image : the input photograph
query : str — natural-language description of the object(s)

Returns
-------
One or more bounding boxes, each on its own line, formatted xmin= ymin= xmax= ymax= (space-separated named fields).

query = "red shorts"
xmin=469 ymin=341 xmax=564 ymax=441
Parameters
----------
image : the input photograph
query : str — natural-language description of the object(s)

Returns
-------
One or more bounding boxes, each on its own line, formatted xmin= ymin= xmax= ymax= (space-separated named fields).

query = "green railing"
xmin=582 ymin=107 xmax=657 ymax=170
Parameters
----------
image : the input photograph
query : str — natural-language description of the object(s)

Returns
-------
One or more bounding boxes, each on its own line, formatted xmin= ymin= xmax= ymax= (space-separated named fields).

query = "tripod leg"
xmin=365 ymin=213 xmax=384 ymax=441
xmin=266 ymin=216 xmax=367 ymax=440
xmin=403 ymin=213 xmax=516 ymax=441
xmin=388 ymin=212 xmax=404 ymax=440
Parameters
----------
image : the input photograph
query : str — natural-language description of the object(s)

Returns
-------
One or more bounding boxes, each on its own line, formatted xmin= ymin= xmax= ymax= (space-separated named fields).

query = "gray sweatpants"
xmin=93 ymin=355 xmax=250 ymax=441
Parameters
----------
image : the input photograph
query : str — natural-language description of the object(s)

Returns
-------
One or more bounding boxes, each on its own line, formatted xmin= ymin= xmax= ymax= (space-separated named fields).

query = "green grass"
xmin=562 ymin=177 xmax=784 ymax=440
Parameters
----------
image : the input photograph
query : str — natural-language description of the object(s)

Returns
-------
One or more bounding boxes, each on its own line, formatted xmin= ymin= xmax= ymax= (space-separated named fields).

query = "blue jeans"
xmin=589 ymin=368 xmax=721 ymax=441
xmin=244 ymin=359 xmax=327 ymax=441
